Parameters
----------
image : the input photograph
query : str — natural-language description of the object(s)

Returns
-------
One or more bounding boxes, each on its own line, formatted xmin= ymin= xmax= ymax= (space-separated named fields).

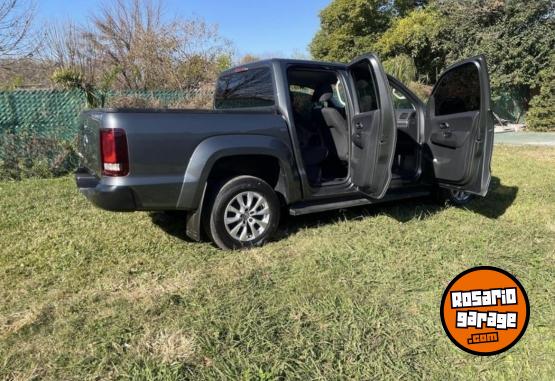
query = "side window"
xmin=289 ymin=85 xmax=314 ymax=116
xmin=434 ymin=63 xmax=480 ymax=116
xmin=214 ymin=68 xmax=275 ymax=109
xmin=391 ymin=87 xmax=415 ymax=110
xmin=350 ymin=62 xmax=378 ymax=113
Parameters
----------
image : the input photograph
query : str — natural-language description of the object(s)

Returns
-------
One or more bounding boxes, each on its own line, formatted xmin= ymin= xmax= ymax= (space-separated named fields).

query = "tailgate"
xmin=77 ymin=111 xmax=103 ymax=176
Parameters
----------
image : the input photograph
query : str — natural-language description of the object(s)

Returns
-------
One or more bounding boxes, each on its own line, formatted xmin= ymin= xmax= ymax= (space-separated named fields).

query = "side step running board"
xmin=289 ymin=190 xmax=430 ymax=216
xmin=289 ymin=198 xmax=372 ymax=216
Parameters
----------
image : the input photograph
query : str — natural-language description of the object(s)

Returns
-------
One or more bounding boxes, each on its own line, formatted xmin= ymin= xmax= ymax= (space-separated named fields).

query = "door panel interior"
xmin=426 ymin=56 xmax=494 ymax=196
xmin=429 ymin=113 xmax=479 ymax=182
xmin=429 ymin=111 xmax=477 ymax=149
xmin=348 ymin=54 xmax=396 ymax=199
xmin=350 ymin=111 xmax=380 ymax=181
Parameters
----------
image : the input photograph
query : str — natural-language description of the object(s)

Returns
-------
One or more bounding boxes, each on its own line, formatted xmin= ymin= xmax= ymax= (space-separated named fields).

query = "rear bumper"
xmin=76 ymin=170 xmax=137 ymax=211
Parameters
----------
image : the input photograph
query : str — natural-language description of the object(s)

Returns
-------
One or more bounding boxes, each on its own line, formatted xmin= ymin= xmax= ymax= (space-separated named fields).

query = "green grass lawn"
xmin=1 ymin=145 xmax=554 ymax=380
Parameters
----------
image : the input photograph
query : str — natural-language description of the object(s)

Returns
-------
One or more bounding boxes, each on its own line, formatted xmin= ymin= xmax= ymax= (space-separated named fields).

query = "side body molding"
xmin=176 ymin=134 xmax=302 ymax=210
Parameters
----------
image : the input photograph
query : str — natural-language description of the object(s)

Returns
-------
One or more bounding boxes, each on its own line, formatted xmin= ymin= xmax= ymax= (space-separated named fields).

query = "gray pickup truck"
xmin=76 ymin=53 xmax=494 ymax=250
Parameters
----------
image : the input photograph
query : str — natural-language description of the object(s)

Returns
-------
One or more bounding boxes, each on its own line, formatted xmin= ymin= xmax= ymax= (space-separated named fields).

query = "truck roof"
xmin=220 ymin=58 xmax=348 ymax=76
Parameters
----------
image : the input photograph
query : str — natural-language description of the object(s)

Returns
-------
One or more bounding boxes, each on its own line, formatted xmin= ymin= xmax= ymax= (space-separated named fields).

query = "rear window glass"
xmin=214 ymin=68 xmax=275 ymax=109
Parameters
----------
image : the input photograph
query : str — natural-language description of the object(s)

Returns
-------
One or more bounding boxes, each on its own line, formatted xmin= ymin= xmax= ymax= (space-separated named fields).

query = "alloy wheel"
xmin=223 ymin=191 xmax=271 ymax=242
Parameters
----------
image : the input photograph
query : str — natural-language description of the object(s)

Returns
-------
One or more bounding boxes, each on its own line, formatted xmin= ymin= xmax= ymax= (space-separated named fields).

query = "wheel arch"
xmin=177 ymin=134 xmax=301 ymax=210
xmin=179 ymin=135 xmax=301 ymax=241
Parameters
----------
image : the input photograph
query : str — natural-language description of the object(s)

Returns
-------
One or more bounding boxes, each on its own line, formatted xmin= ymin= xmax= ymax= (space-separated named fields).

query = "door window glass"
xmin=350 ymin=62 xmax=379 ymax=113
xmin=433 ymin=63 xmax=480 ymax=116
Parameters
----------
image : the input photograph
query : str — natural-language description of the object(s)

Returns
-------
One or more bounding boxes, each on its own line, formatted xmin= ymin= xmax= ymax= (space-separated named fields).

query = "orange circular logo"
xmin=440 ymin=266 xmax=529 ymax=356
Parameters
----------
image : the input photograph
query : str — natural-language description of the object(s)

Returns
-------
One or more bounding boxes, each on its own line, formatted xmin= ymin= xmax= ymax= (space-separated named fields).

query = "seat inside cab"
xmin=287 ymin=67 xmax=421 ymax=187
xmin=287 ymin=68 xmax=349 ymax=186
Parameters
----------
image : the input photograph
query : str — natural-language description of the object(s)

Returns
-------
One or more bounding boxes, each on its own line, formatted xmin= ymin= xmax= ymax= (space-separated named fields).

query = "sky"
xmin=36 ymin=0 xmax=331 ymax=58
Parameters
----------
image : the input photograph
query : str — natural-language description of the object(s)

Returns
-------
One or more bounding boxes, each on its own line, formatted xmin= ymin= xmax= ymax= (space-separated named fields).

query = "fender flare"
xmin=177 ymin=134 xmax=301 ymax=211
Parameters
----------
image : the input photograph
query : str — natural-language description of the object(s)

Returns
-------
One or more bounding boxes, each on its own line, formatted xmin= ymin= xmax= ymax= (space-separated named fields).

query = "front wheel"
xmin=206 ymin=176 xmax=280 ymax=250
xmin=434 ymin=188 xmax=475 ymax=206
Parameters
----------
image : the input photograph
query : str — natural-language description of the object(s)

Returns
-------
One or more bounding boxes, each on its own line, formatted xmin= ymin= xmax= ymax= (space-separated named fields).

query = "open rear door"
xmin=348 ymin=54 xmax=396 ymax=199
xmin=425 ymin=55 xmax=494 ymax=196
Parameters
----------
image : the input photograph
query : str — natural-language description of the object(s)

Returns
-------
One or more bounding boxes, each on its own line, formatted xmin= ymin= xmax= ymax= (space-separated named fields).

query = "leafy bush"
xmin=527 ymin=58 xmax=555 ymax=131
xmin=169 ymin=92 xmax=213 ymax=109
xmin=106 ymin=96 xmax=165 ymax=109
xmin=0 ymin=132 xmax=79 ymax=180
xmin=51 ymin=67 xmax=85 ymax=90
xmin=375 ymin=8 xmax=444 ymax=83
xmin=382 ymin=54 xmax=417 ymax=84
xmin=106 ymin=89 xmax=214 ymax=110
xmin=407 ymin=81 xmax=432 ymax=102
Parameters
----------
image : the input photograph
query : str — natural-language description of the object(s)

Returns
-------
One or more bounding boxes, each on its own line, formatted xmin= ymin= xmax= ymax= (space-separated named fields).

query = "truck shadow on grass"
xmin=276 ymin=177 xmax=518 ymax=241
xmin=149 ymin=177 xmax=518 ymax=244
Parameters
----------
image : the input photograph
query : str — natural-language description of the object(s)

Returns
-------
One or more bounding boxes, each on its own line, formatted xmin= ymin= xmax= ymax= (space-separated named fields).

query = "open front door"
xmin=426 ymin=55 xmax=494 ymax=196
xmin=348 ymin=54 xmax=396 ymax=199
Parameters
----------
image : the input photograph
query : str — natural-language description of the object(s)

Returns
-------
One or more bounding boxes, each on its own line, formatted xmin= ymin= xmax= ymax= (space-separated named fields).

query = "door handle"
xmin=439 ymin=122 xmax=450 ymax=129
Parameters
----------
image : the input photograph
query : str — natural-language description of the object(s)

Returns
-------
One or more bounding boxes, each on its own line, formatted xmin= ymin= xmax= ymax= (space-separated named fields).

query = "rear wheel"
xmin=206 ymin=176 xmax=280 ymax=250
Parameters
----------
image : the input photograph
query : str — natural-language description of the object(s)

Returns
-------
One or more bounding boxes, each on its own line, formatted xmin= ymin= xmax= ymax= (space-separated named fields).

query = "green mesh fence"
xmin=0 ymin=89 xmax=206 ymax=179
xmin=0 ymin=87 xmax=526 ymax=180
xmin=0 ymin=89 xmax=206 ymax=139
xmin=0 ymin=90 xmax=86 ymax=140
xmin=106 ymin=89 xmax=205 ymax=107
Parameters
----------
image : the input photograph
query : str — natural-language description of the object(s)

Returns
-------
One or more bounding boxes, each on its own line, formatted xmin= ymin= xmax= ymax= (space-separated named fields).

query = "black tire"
xmin=434 ymin=187 xmax=475 ymax=206
xmin=205 ymin=176 xmax=280 ymax=250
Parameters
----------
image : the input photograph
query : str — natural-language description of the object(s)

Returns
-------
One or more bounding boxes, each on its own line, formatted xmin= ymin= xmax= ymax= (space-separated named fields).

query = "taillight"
xmin=100 ymin=128 xmax=129 ymax=176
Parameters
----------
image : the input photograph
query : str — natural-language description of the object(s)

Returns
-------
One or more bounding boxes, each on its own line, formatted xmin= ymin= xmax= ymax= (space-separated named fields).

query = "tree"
xmin=394 ymin=0 xmax=429 ymax=16
xmin=42 ymin=22 xmax=101 ymax=88
xmin=0 ymin=0 xmax=35 ymax=60
xmin=310 ymin=0 xmax=427 ymax=62
xmin=310 ymin=0 xmax=392 ymax=62
xmin=526 ymin=55 xmax=555 ymax=131
xmin=215 ymin=53 xmax=232 ymax=72
xmin=374 ymin=7 xmax=444 ymax=82
xmin=239 ymin=54 xmax=260 ymax=64
xmin=434 ymin=0 xmax=555 ymax=105
xmin=81 ymin=0 xmax=231 ymax=90
xmin=312 ymin=0 xmax=554 ymax=119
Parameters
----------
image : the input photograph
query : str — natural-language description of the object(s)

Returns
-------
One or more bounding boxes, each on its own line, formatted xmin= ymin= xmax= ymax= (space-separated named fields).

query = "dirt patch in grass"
xmin=96 ymin=270 xmax=198 ymax=305
xmin=135 ymin=329 xmax=196 ymax=364
xmin=1 ymin=305 xmax=55 ymax=337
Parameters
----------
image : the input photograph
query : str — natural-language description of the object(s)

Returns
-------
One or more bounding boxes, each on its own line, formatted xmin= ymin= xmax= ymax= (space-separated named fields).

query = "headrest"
xmin=356 ymin=79 xmax=370 ymax=88
xmin=312 ymin=84 xmax=333 ymax=103
xmin=319 ymin=92 xmax=333 ymax=103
